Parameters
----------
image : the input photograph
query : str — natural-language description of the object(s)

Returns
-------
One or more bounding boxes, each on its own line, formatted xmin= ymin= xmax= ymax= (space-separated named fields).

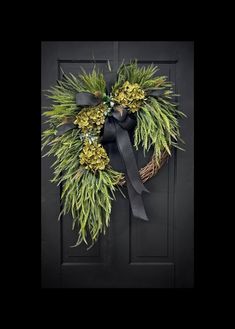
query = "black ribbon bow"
xmin=101 ymin=105 xmax=149 ymax=221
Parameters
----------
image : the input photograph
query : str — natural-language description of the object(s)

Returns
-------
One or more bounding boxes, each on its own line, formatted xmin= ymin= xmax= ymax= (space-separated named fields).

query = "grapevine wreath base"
xmin=118 ymin=151 xmax=169 ymax=186
xmin=42 ymin=61 xmax=185 ymax=247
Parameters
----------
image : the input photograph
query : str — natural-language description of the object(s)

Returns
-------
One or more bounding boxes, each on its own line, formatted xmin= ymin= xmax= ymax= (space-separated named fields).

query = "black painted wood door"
xmin=41 ymin=41 xmax=194 ymax=288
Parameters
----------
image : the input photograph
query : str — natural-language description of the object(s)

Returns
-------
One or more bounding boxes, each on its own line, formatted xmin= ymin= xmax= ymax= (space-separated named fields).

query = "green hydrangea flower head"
xmin=113 ymin=81 xmax=145 ymax=112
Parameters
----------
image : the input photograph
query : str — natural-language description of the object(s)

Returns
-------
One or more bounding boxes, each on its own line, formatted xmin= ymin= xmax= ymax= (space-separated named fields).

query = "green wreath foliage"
xmin=42 ymin=60 xmax=186 ymax=247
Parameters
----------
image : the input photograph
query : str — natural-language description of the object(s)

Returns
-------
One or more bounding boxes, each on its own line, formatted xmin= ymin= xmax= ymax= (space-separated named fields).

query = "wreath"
xmin=42 ymin=60 xmax=185 ymax=247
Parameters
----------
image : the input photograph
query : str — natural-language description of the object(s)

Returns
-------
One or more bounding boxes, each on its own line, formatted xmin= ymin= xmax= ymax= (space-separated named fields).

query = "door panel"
xmin=41 ymin=41 xmax=194 ymax=288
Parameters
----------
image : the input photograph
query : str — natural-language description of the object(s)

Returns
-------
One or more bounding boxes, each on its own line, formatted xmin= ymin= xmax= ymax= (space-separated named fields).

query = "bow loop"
xmin=76 ymin=92 xmax=102 ymax=107
xmin=118 ymin=114 xmax=136 ymax=130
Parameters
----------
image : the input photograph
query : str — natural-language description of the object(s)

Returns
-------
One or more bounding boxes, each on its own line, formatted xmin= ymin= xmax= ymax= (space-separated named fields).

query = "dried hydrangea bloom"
xmin=79 ymin=140 xmax=110 ymax=171
xmin=74 ymin=103 xmax=107 ymax=134
xmin=113 ymin=81 xmax=145 ymax=112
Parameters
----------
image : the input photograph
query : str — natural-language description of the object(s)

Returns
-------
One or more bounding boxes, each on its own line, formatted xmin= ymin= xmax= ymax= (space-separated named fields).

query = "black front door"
xmin=41 ymin=41 xmax=194 ymax=288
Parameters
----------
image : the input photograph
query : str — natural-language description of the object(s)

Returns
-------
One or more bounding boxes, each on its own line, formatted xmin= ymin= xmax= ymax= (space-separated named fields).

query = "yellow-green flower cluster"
xmin=113 ymin=81 xmax=145 ymax=112
xmin=74 ymin=103 xmax=107 ymax=134
xmin=79 ymin=140 xmax=109 ymax=171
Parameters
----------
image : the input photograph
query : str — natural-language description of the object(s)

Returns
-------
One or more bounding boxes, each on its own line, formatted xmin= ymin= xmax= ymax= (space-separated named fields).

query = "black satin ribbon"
xmin=100 ymin=108 xmax=149 ymax=221
xmin=76 ymin=92 xmax=102 ymax=107
xmin=99 ymin=101 xmax=150 ymax=221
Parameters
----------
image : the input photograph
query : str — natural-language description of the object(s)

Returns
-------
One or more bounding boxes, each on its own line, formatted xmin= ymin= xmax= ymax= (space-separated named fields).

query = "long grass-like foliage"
xmin=112 ymin=59 xmax=171 ymax=91
xmin=112 ymin=60 xmax=186 ymax=165
xmin=60 ymin=167 xmax=122 ymax=246
xmin=42 ymin=68 xmax=123 ymax=246
xmin=134 ymin=97 xmax=186 ymax=164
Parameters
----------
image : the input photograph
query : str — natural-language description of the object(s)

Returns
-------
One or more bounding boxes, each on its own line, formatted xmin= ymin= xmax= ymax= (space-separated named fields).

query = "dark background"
xmin=41 ymin=41 xmax=194 ymax=288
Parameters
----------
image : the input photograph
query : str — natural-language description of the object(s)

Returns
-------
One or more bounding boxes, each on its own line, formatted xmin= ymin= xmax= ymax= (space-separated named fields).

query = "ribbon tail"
xmin=115 ymin=123 xmax=149 ymax=195
xmin=115 ymin=123 xmax=149 ymax=221
xmin=126 ymin=176 xmax=149 ymax=221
